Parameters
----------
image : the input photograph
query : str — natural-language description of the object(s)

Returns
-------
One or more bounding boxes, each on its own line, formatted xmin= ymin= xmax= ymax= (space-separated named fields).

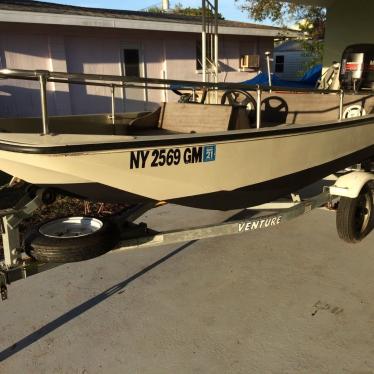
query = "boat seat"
xmin=111 ymin=109 xmax=159 ymax=135
xmin=124 ymin=107 xmax=161 ymax=133
xmin=159 ymin=102 xmax=251 ymax=133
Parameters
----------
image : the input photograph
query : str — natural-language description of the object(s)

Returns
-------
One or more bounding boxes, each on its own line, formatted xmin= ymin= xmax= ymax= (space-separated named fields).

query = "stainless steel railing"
xmin=0 ymin=68 xmax=347 ymax=135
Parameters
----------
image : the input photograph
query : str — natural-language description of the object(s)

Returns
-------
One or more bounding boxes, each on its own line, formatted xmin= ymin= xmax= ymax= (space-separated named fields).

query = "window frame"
xmin=123 ymin=48 xmax=141 ymax=77
xmin=275 ymin=55 xmax=285 ymax=73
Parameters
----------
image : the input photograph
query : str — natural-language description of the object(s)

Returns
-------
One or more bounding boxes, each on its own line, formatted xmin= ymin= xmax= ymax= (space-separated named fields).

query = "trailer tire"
xmin=336 ymin=184 xmax=374 ymax=243
xmin=25 ymin=216 xmax=118 ymax=263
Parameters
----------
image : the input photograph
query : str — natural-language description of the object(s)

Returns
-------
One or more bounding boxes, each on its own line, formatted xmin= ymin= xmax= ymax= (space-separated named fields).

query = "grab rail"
xmin=0 ymin=68 xmax=353 ymax=135
xmin=0 ymin=68 xmax=344 ymax=94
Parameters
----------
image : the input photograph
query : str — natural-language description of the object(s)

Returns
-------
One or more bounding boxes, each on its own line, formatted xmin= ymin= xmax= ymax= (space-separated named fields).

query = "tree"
xmin=146 ymin=2 xmax=225 ymax=20
xmin=237 ymin=0 xmax=326 ymax=65
xmin=238 ymin=0 xmax=325 ymax=38
xmin=173 ymin=3 xmax=225 ymax=19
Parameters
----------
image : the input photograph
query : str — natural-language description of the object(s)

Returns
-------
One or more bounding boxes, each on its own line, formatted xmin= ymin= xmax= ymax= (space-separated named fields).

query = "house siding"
xmin=273 ymin=51 xmax=314 ymax=80
xmin=0 ymin=23 xmax=274 ymax=117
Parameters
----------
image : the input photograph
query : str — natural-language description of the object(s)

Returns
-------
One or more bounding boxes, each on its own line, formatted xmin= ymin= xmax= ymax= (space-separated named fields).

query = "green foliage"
xmin=300 ymin=40 xmax=324 ymax=69
xmin=146 ymin=2 xmax=224 ymax=20
xmin=146 ymin=6 xmax=162 ymax=13
xmin=238 ymin=0 xmax=326 ymax=67
xmin=237 ymin=0 xmax=326 ymax=39
xmin=174 ymin=3 xmax=225 ymax=19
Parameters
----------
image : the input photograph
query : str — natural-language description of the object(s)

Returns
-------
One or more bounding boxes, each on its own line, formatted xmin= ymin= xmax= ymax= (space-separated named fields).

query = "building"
xmin=0 ymin=0 xmax=287 ymax=117
xmin=273 ymin=40 xmax=316 ymax=80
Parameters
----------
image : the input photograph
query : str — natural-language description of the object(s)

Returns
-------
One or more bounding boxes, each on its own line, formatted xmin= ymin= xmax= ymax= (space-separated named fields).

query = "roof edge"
xmin=0 ymin=9 xmax=298 ymax=37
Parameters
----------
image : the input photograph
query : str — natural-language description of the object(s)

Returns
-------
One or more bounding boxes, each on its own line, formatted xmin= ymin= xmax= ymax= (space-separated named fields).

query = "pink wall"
xmin=0 ymin=23 xmax=274 ymax=117
xmin=0 ymin=32 xmax=56 ymax=117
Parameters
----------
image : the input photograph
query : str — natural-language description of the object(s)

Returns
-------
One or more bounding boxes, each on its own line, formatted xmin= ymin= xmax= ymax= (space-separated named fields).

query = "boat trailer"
xmin=0 ymin=170 xmax=373 ymax=301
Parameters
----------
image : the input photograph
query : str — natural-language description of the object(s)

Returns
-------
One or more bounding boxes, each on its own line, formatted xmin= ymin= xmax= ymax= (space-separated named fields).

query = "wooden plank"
xmin=161 ymin=102 xmax=233 ymax=133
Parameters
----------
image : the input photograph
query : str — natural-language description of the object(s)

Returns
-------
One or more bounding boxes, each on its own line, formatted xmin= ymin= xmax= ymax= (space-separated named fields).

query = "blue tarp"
xmin=170 ymin=64 xmax=322 ymax=92
xmin=243 ymin=64 xmax=322 ymax=89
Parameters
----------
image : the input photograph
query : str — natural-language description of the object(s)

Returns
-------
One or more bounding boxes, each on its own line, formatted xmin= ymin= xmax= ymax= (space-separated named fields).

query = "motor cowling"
xmin=340 ymin=44 xmax=374 ymax=91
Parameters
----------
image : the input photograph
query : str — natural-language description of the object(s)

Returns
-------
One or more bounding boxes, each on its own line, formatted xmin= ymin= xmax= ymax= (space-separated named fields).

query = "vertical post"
xmin=210 ymin=24 xmax=214 ymax=70
xmin=256 ymin=85 xmax=262 ymax=129
xmin=265 ymin=52 xmax=272 ymax=90
xmin=202 ymin=0 xmax=207 ymax=84
xmin=339 ymin=89 xmax=344 ymax=120
xmin=214 ymin=0 xmax=219 ymax=104
xmin=111 ymin=84 xmax=116 ymax=125
xmin=162 ymin=40 xmax=168 ymax=103
xmin=38 ymin=73 xmax=49 ymax=135
xmin=162 ymin=0 xmax=169 ymax=11
xmin=162 ymin=70 xmax=168 ymax=102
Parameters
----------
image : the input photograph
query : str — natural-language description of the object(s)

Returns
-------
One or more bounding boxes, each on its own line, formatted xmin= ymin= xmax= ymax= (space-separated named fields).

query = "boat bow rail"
xmin=0 ymin=68 xmax=346 ymax=134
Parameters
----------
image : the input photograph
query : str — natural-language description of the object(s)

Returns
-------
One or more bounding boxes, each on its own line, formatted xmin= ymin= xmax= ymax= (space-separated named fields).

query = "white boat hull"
xmin=0 ymin=115 xmax=373 ymax=210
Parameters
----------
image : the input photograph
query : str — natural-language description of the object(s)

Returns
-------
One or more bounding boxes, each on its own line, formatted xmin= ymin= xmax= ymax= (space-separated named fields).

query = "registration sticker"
xmin=203 ymin=145 xmax=216 ymax=162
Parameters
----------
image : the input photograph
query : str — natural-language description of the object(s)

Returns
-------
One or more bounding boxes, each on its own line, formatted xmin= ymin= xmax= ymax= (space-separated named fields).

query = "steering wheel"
xmin=176 ymin=88 xmax=208 ymax=104
xmin=261 ymin=96 xmax=289 ymax=126
xmin=261 ymin=96 xmax=288 ymax=113
xmin=178 ymin=93 xmax=194 ymax=103
xmin=221 ymin=89 xmax=256 ymax=109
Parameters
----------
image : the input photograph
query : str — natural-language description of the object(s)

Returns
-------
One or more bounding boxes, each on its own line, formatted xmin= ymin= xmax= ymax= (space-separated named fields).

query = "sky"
xmin=42 ymin=0 xmax=268 ymax=24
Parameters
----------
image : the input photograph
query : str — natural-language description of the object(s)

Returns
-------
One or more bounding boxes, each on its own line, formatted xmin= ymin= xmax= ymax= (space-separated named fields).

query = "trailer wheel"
xmin=336 ymin=184 xmax=374 ymax=243
xmin=25 ymin=216 xmax=118 ymax=263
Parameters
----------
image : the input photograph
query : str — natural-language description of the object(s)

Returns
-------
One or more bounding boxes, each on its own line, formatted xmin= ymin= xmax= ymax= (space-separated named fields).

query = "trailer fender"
xmin=330 ymin=171 xmax=374 ymax=199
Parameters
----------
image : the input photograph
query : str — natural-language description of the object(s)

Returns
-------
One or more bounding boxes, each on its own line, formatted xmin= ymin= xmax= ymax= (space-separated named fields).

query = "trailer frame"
xmin=1 ymin=170 xmax=373 ymax=301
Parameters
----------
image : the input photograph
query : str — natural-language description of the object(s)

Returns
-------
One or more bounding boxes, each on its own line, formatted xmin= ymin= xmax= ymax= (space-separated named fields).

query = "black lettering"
xmin=158 ymin=149 xmax=166 ymax=166
xmin=151 ymin=150 xmax=159 ymax=167
xmin=174 ymin=149 xmax=181 ymax=165
xmin=130 ymin=150 xmax=149 ymax=169
xmin=166 ymin=149 xmax=174 ymax=166
xmin=191 ymin=147 xmax=203 ymax=163
xmin=130 ymin=151 xmax=140 ymax=169
xmin=140 ymin=150 xmax=150 ymax=168
xmin=184 ymin=148 xmax=192 ymax=164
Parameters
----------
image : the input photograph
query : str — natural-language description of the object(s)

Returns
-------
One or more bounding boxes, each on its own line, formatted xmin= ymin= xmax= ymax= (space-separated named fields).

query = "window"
xmin=240 ymin=55 xmax=260 ymax=69
xmin=275 ymin=55 xmax=285 ymax=73
xmin=124 ymin=49 xmax=140 ymax=77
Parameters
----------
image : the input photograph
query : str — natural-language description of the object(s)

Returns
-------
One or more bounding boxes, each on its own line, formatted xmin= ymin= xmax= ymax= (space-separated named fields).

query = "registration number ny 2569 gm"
xmin=130 ymin=145 xmax=216 ymax=169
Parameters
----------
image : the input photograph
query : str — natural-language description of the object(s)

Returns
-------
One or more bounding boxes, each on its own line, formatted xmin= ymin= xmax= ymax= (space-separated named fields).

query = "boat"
xmin=0 ymin=60 xmax=372 ymax=279
xmin=0 ymin=62 xmax=373 ymax=212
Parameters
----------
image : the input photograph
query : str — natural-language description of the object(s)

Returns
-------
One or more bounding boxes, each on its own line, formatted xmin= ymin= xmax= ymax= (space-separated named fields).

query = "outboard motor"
xmin=340 ymin=44 xmax=374 ymax=92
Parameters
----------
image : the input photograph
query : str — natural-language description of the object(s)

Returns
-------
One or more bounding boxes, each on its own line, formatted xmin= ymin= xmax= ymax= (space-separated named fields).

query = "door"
xmin=122 ymin=44 xmax=147 ymax=111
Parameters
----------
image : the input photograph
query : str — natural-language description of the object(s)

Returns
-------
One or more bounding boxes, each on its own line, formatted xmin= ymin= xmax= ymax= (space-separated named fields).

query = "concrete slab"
xmin=0 ymin=204 xmax=373 ymax=374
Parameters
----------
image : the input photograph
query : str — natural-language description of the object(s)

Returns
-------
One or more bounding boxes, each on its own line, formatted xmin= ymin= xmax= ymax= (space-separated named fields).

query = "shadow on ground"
xmin=0 ymin=240 xmax=197 ymax=362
